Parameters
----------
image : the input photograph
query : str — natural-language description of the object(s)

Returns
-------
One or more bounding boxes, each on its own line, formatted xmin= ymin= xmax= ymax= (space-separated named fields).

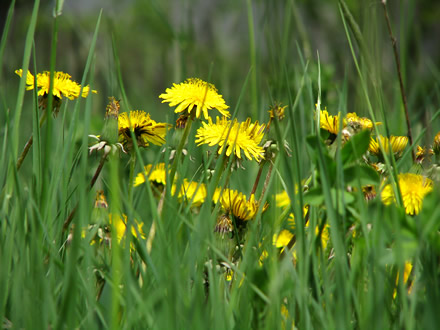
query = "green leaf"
xmin=341 ymin=129 xmax=370 ymax=164
xmin=344 ymin=165 xmax=380 ymax=186
xmin=304 ymin=187 xmax=325 ymax=206
xmin=304 ymin=187 xmax=355 ymax=208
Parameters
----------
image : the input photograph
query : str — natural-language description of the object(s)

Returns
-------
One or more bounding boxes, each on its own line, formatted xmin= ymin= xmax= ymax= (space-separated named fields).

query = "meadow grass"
xmin=1 ymin=0 xmax=440 ymax=329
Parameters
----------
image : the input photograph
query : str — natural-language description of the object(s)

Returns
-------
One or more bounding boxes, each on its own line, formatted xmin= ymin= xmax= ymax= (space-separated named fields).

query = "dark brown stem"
xmin=250 ymin=162 xmax=265 ymax=196
xmin=16 ymin=135 xmax=34 ymax=170
xmin=16 ymin=110 xmax=47 ymax=170
xmin=62 ymin=152 xmax=108 ymax=233
xmin=381 ymin=1 xmax=415 ymax=161
xmin=258 ymin=161 xmax=274 ymax=207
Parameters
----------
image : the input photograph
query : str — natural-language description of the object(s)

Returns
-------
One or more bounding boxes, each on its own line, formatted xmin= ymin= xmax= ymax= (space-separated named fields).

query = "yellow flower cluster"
xmin=318 ymin=109 xmax=379 ymax=135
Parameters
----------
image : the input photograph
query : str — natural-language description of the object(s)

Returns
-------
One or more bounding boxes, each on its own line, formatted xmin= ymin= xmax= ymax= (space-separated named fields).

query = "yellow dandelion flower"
xmin=134 ymin=163 xmax=168 ymax=187
xmin=195 ymin=116 xmax=266 ymax=162
xmin=275 ymin=190 xmax=291 ymax=208
xmin=381 ymin=173 xmax=433 ymax=215
xmin=344 ymin=112 xmax=380 ymax=130
xmin=394 ymin=261 xmax=413 ymax=298
xmin=315 ymin=224 xmax=330 ymax=250
xmin=215 ymin=188 xmax=268 ymax=221
xmin=212 ymin=187 xmax=223 ymax=204
xmin=172 ymin=180 xmax=207 ymax=207
xmin=118 ymin=110 xmax=170 ymax=150
xmin=319 ymin=109 xmax=340 ymax=135
xmin=15 ymin=69 xmax=97 ymax=100
xmin=109 ymin=214 xmax=146 ymax=243
xmin=369 ymin=135 xmax=408 ymax=158
xmin=287 ymin=205 xmax=310 ymax=229
xmin=273 ymin=229 xmax=294 ymax=248
xmin=159 ymin=78 xmax=230 ymax=120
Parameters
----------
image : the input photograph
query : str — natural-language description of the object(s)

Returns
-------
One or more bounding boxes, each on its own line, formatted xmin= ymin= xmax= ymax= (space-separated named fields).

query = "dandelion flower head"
xmin=109 ymin=214 xmax=146 ymax=244
xmin=369 ymin=135 xmax=408 ymax=158
xmin=134 ymin=163 xmax=168 ymax=187
xmin=215 ymin=188 xmax=268 ymax=221
xmin=159 ymin=78 xmax=230 ymax=120
xmin=273 ymin=229 xmax=294 ymax=249
xmin=344 ymin=112 xmax=379 ymax=131
xmin=195 ymin=116 xmax=266 ymax=162
xmin=118 ymin=110 xmax=170 ymax=150
xmin=381 ymin=173 xmax=433 ymax=215
xmin=15 ymin=69 xmax=97 ymax=100
xmin=172 ymin=180 xmax=207 ymax=207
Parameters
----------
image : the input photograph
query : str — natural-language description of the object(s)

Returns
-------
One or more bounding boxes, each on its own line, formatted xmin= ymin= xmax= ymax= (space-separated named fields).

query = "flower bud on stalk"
xmin=102 ymin=97 xmax=120 ymax=145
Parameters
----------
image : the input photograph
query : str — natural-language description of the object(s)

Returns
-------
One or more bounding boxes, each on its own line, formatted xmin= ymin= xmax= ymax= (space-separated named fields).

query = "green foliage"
xmin=1 ymin=0 xmax=440 ymax=329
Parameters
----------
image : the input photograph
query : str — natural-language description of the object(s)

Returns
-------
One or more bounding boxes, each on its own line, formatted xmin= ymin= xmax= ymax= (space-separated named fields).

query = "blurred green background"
xmin=2 ymin=0 xmax=440 ymax=137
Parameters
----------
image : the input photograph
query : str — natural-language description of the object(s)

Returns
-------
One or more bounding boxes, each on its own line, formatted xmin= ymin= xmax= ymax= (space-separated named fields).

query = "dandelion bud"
xmin=102 ymin=97 xmax=120 ymax=144
xmin=268 ymin=103 xmax=286 ymax=122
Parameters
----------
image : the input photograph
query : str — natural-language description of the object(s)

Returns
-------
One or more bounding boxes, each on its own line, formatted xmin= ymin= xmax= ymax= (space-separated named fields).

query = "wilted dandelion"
xmin=415 ymin=145 xmax=433 ymax=164
xmin=362 ymin=185 xmax=377 ymax=201
xmin=118 ymin=110 xmax=170 ymax=150
xmin=195 ymin=116 xmax=266 ymax=162
xmin=215 ymin=214 xmax=234 ymax=235
xmin=159 ymin=78 xmax=230 ymax=120
xmin=381 ymin=173 xmax=433 ymax=215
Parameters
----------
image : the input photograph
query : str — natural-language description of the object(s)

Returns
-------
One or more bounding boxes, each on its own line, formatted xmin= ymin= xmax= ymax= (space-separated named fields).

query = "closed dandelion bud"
xmin=433 ymin=132 xmax=440 ymax=155
xmin=91 ymin=190 xmax=109 ymax=226
xmin=102 ymin=97 xmax=120 ymax=144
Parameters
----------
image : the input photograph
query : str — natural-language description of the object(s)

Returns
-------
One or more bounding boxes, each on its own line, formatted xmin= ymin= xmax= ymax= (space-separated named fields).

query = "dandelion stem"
xmin=250 ymin=162 xmax=265 ymax=196
xmin=127 ymin=151 xmax=136 ymax=202
xmin=16 ymin=110 xmax=47 ymax=170
xmin=258 ymin=161 xmax=274 ymax=207
xmin=381 ymin=0 xmax=414 ymax=161
xmin=62 ymin=151 xmax=108 ymax=233
xmin=169 ymin=115 xmax=193 ymax=186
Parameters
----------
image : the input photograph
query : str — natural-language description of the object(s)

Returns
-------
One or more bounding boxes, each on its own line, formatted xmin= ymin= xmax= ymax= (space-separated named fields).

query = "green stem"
xmin=127 ymin=151 xmax=136 ymax=202
xmin=381 ymin=0 xmax=414 ymax=161
xmin=169 ymin=115 xmax=193 ymax=186
xmin=62 ymin=151 xmax=108 ymax=233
